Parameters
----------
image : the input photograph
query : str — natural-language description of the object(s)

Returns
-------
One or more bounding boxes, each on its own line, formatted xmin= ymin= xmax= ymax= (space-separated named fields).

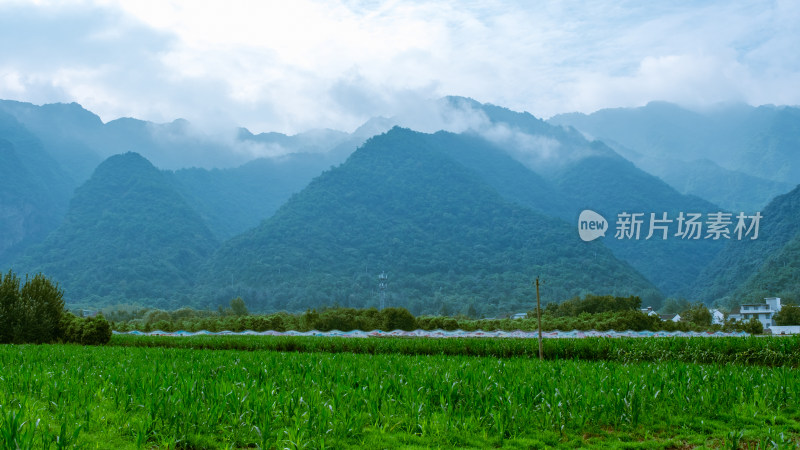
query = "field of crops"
xmin=2 ymin=338 xmax=800 ymax=449
xmin=112 ymin=333 xmax=800 ymax=366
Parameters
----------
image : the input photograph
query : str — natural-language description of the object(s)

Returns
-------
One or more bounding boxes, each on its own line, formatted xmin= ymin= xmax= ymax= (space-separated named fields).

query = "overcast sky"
xmin=1 ymin=0 xmax=798 ymax=134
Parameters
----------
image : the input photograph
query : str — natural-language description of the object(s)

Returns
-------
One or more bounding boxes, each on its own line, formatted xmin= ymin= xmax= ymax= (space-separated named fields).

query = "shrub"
xmin=381 ymin=307 xmax=417 ymax=331
xmin=59 ymin=313 xmax=113 ymax=345
xmin=745 ymin=317 xmax=764 ymax=335
xmin=60 ymin=312 xmax=84 ymax=343
xmin=81 ymin=315 xmax=113 ymax=345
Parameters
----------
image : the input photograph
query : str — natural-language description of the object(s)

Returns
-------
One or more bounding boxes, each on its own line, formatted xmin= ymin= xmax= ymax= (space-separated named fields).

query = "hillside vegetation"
xmin=17 ymin=153 xmax=219 ymax=308
xmin=203 ymin=128 xmax=658 ymax=315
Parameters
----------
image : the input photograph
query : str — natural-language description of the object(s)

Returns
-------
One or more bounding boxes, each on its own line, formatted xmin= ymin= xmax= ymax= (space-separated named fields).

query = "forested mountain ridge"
xmin=549 ymin=101 xmax=798 ymax=211
xmin=0 ymin=110 xmax=75 ymax=264
xmin=441 ymin=96 xmax=617 ymax=174
xmin=646 ymin=158 xmax=792 ymax=213
xmin=202 ymin=127 xmax=659 ymax=316
xmin=427 ymin=99 xmax=726 ymax=298
xmin=689 ymin=184 xmax=800 ymax=306
xmin=550 ymin=152 xmax=724 ymax=297
xmin=2 ymin=98 xmax=798 ymax=312
xmin=423 ymin=131 xmax=573 ymax=220
xmin=734 ymin=232 xmax=800 ymax=304
xmin=16 ymin=152 xmax=220 ymax=308
xmin=0 ymin=99 xmax=371 ymax=243
xmin=0 ymin=100 xmax=105 ymax=182
xmin=171 ymin=152 xmax=349 ymax=241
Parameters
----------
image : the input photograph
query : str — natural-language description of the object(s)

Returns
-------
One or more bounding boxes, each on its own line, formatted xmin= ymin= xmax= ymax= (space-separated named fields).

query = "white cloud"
xmin=0 ymin=0 xmax=798 ymax=133
xmin=566 ymin=52 xmax=753 ymax=112
xmin=481 ymin=122 xmax=565 ymax=169
xmin=0 ymin=71 xmax=27 ymax=96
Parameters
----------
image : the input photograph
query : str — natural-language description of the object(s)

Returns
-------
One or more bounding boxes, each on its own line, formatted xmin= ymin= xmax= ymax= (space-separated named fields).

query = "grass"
xmin=1 ymin=340 xmax=799 ymax=448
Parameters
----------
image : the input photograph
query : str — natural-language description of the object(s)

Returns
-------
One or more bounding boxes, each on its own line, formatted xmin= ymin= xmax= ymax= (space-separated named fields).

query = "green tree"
xmin=60 ymin=313 xmax=84 ymax=343
xmin=20 ymin=273 xmax=66 ymax=343
xmin=441 ymin=317 xmax=459 ymax=331
xmin=0 ymin=270 xmax=22 ymax=343
xmin=381 ymin=307 xmax=417 ymax=331
xmin=301 ymin=309 xmax=320 ymax=331
xmin=681 ymin=303 xmax=712 ymax=327
xmin=81 ymin=315 xmax=113 ymax=345
xmin=0 ymin=270 xmax=112 ymax=345
xmin=0 ymin=270 xmax=67 ymax=344
xmin=547 ymin=294 xmax=642 ymax=318
xmin=144 ymin=309 xmax=170 ymax=326
xmin=773 ymin=305 xmax=800 ymax=326
xmin=745 ymin=317 xmax=764 ymax=334
xmin=230 ymin=297 xmax=249 ymax=316
xmin=660 ymin=298 xmax=691 ymax=315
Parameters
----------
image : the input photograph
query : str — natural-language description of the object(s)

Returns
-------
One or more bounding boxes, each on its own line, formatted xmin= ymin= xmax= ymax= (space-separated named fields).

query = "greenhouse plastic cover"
xmin=116 ymin=329 xmax=750 ymax=338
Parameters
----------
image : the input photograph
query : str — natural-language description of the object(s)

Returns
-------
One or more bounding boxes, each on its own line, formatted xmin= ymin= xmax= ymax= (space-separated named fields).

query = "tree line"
xmin=107 ymin=294 xmax=767 ymax=334
xmin=0 ymin=270 xmax=111 ymax=345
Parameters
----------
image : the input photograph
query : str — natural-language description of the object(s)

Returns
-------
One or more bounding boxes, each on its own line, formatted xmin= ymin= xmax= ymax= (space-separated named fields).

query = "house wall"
xmin=741 ymin=312 xmax=774 ymax=328
xmin=765 ymin=297 xmax=782 ymax=312
xmin=733 ymin=298 xmax=782 ymax=328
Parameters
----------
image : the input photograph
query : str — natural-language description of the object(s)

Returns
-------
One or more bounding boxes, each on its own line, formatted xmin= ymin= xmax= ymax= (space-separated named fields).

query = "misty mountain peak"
xmin=0 ymin=99 xmax=103 ymax=129
xmin=92 ymin=151 xmax=159 ymax=178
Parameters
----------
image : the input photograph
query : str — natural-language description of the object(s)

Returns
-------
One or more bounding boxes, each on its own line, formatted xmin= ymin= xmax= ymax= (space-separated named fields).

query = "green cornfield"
xmin=1 ymin=340 xmax=799 ymax=449
xmin=112 ymin=334 xmax=800 ymax=367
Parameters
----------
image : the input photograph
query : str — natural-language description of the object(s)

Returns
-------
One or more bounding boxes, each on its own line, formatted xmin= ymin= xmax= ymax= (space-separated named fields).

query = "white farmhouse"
xmin=659 ymin=313 xmax=681 ymax=322
xmin=709 ymin=309 xmax=725 ymax=325
xmin=641 ymin=306 xmax=658 ymax=316
xmin=728 ymin=297 xmax=782 ymax=329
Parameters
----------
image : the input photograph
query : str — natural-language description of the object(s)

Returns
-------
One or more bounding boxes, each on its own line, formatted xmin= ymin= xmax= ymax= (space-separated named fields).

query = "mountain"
xmin=0 ymin=99 xmax=367 ymax=179
xmin=0 ymin=99 xmax=378 ymax=247
xmin=99 ymin=117 xmax=242 ymax=170
xmin=5 ymin=97 xmax=790 ymax=311
xmin=550 ymin=152 xmax=724 ymax=297
xmin=0 ymin=111 xmax=74 ymax=264
xmin=202 ymin=127 xmax=659 ymax=316
xmin=649 ymin=158 xmax=792 ymax=213
xmin=734 ymin=233 xmax=800 ymax=304
xmin=689 ymin=184 xmax=800 ymax=306
xmin=426 ymin=131 xmax=573 ymax=220
xmin=169 ymin=126 xmax=371 ymax=241
xmin=548 ymin=101 xmax=800 ymax=209
xmin=549 ymin=102 xmax=722 ymax=162
xmin=429 ymin=98 xmax=724 ymax=298
xmin=237 ymin=127 xmax=352 ymax=158
xmin=441 ymin=96 xmax=615 ymax=173
xmin=0 ymin=100 xmax=105 ymax=182
xmin=13 ymin=152 xmax=219 ymax=308
xmin=0 ymin=100 xmax=252 ymax=173
xmin=171 ymin=151 xmax=348 ymax=241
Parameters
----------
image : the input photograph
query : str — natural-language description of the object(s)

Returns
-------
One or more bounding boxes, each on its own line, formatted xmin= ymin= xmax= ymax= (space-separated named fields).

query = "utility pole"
xmin=378 ymin=272 xmax=388 ymax=310
xmin=535 ymin=277 xmax=543 ymax=360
